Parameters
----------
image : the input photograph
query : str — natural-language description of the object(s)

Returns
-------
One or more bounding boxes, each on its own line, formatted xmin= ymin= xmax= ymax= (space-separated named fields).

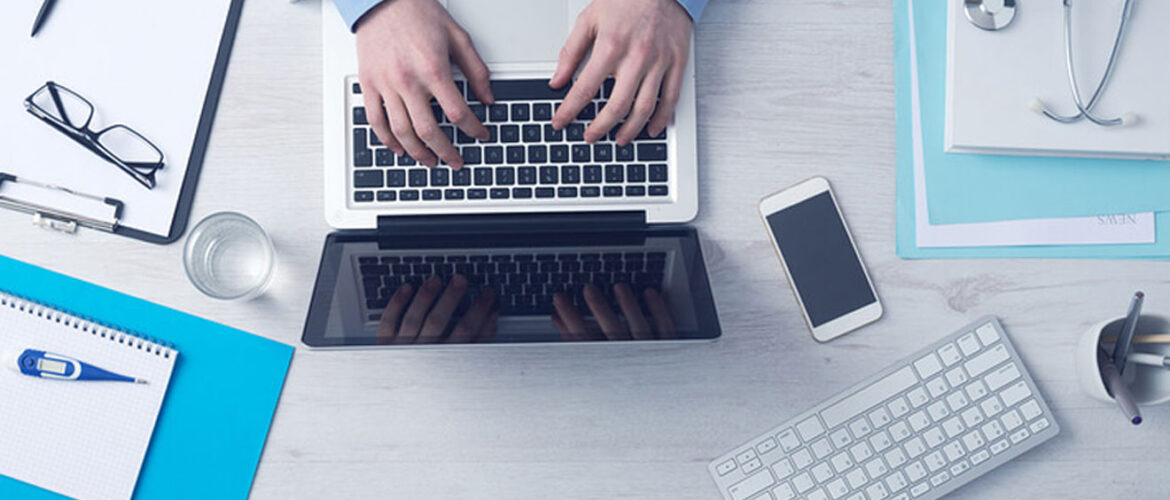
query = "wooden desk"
xmin=2 ymin=0 xmax=1167 ymax=498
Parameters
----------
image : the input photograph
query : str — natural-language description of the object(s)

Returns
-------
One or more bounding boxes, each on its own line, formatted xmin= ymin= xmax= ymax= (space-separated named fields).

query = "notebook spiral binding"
xmin=0 ymin=290 xmax=176 ymax=359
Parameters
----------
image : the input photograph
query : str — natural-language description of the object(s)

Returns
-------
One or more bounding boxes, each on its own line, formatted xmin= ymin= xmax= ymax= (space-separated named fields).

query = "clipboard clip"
xmin=0 ymin=173 xmax=124 ymax=235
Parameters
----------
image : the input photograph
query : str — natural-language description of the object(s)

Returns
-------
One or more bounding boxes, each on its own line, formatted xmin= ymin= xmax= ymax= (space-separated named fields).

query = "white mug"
xmin=1076 ymin=314 xmax=1170 ymax=405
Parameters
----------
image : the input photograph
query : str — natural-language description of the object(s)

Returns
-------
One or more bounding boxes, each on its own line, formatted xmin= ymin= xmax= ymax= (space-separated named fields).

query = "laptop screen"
xmin=302 ymin=226 xmax=721 ymax=347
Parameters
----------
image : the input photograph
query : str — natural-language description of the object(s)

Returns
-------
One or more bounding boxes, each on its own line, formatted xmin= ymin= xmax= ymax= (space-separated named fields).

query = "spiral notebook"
xmin=0 ymin=291 xmax=177 ymax=500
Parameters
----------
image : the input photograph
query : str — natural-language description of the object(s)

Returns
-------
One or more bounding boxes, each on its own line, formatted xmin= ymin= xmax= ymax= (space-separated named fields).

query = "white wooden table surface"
xmin=2 ymin=1 xmax=1168 ymax=498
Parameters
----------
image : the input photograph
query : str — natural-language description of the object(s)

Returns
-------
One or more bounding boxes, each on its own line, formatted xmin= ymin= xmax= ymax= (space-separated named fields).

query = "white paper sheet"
xmin=0 ymin=0 xmax=233 ymax=237
xmin=907 ymin=2 xmax=1155 ymax=248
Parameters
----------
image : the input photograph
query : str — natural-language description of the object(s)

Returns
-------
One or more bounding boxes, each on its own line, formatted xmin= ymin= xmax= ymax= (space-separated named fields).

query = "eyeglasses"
xmin=24 ymin=81 xmax=165 ymax=189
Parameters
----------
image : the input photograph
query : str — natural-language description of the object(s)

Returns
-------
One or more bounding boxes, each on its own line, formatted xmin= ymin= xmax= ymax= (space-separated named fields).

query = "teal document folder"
xmin=894 ymin=0 xmax=1170 ymax=259
xmin=914 ymin=0 xmax=1170 ymax=225
xmin=0 ymin=255 xmax=294 ymax=499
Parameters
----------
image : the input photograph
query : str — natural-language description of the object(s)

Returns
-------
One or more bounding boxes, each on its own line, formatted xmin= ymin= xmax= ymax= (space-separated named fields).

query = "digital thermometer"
xmin=8 ymin=349 xmax=147 ymax=383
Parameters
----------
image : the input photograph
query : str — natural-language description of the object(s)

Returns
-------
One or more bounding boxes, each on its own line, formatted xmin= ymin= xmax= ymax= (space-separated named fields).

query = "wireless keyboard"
xmin=346 ymin=76 xmax=672 ymax=205
xmin=708 ymin=317 xmax=1059 ymax=500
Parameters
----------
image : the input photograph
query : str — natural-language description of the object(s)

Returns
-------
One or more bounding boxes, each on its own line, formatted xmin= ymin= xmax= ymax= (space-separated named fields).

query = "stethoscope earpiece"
xmin=964 ymin=0 xmax=1017 ymax=32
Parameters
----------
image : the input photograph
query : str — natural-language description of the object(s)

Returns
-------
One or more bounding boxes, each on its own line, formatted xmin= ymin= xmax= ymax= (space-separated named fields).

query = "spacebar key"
xmin=821 ymin=367 xmax=918 ymax=429
xmin=489 ymin=80 xmax=570 ymax=101
xmin=728 ymin=471 xmax=775 ymax=500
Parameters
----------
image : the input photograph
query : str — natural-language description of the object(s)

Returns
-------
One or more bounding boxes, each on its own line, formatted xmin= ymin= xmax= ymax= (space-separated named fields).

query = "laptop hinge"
xmin=376 ymin=211 xmax=646 ymax=236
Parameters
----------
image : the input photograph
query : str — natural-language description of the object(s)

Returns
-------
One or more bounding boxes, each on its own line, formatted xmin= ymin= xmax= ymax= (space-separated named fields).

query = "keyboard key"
xmin=792 ymin=473 xmax=815 ymax=493
xmin=811 ymin=438 xmax=834 ymax=460
xmin=398 ymin=153 xmax=417 ymax=166
xmin=528 ymin=145 xmax=548 ymax=163
xmin=490 ymin=188 xmax=510 ymax=199
xmin=1028 ymin=417 xmax=1050 ymax=434
xmin=488 ymin=166 xmax=513 ymax=185
xmin=594 ymin=143 xmax=613 ymax=162
xmin=354 ymin=190 xmax=374 ymax=202
xmin=533 ymin=102 xmax=553 ymax=121
xmin=539 ymin=166 xmax=559 ymax=184
xmin=616 ymin=143 xmax=635 ymax=162
xmin=626 ymin=185 xmax=646 ymax=197
xmin=451 ymin=168 xmax=471 ymax=186
xmin=354 ymin=148 xmax=372 ymax=167
xmin=567 ymin=123 xmax=586 ymax=141
xmin=572 ymin=144 xmax=591 ymax=163
xmin=583 ymin=165 xmax=604 ymax=183
xmin=352 ymin=82 xmax=362 ymax=94
xmin=728 ymin=471 xmax=776 ymax=500
xmin=604 ymin=164 xmax=624 ymax=183
xmin=523 ymin=124 xmax=542 ymax=143
xmin=444 ymin=189 xmax=464 ymax=200
xmin=518 ymin=167 xmax=537 ymax=185
xmin=422 ymin=189 xmax=441 ymax=201
xmin=408 ymin=169 xmax=428 ymax=187
xmin=581 ymin=186 xmax=600 ymax=197
xmin=513 ymin=187 xmax=533 ymax=199
xmin=376 ymin=148 xmax=394 ymax=166
xmin=773 ymin=483 xmax=797 ymax=500
xmin=376 ymin=190 xmax=396 ymax=202
xmin=557 ymin=165 xmax=581 ymax=184
xmin=576 ymin=102 xmax=596 ymax=121
xmin=465 ymin=167 xmax=490 ymax=186
xmin=984 ymin=362 xmax=1021 ymax=391
xmin=458 ymin=147 xmax=482 ymax=165
xmin=907 ymin=388 xmax=929 ymax=408
xmin=649 ymin=185 xmax=669 ymax=196
xmin=624 ymin=163 xmax=646 ymax=183
xmin=792 ymin=448 xmax=814 ymax=469
xmin=937 ymin=343 xmax=963 ymax=366
xmin=975 ymin=323 xmax=1000 ymax=346
xmin=468 ymin=188 xmax=487 ymax=199
xmin=485 ymin=146 xmax=504 ymax=164
xmin=637 ymin=142 xmax=667 ymax=161
xmin=501 ymin=125 xmax=520 ymax=143
xmin=354 ymin=170 xmax=384 ymax=188
xmin=966 ymin=345 xmax=1010 ymax=378
xmin=999 ymin=380 xmax=1032 ymax=408
xmin=430 ymin=168 xmax=450 ymax=187
xmin=648 ymin=163 xmax=668 ymax=182
xmin=914 ymin=353 xmax=943 ymax=379
xmin=536 ymin=187 xmax=555 ymax=198
xmin=545 ymin=124 xmax=564 ymax=142
xmin=958 ymin=332 xmax=981 ymax=356
xmin=353 ymin=107 xmax=368 ymax=125
xmin=489 ymin=79 xmax=570 ymax=101
xmin=545 ymin=144 xmax=569 ymax=163
xmin=716 ymin=459 xmax=737 ymax=476
xmin=489 ymin=104 xmax=508 ymax=122
xmin=399 ymin=189 xmax=419 ymax=200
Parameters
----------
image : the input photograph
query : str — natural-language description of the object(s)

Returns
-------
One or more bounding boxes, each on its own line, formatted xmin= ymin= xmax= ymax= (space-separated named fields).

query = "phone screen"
xmin=765 ymin=191 xmax=876 ymax=327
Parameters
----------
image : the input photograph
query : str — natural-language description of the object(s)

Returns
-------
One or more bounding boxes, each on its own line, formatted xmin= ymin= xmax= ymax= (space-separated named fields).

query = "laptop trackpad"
xmin=445 ymin=0 xmax=573 ymax=65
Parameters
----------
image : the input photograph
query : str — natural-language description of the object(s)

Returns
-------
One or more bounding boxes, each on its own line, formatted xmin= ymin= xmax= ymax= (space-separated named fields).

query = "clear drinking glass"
xmin=183 ymin=212 xmax=276 ymax=301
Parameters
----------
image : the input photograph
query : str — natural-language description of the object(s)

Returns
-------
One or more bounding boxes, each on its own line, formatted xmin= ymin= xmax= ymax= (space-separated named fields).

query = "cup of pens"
xmin=1076 ymin=292 xmax=1170 ymax=425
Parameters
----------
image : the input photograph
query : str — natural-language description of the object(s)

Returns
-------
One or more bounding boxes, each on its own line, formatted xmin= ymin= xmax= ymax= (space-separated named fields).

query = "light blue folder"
xmin=915 ymin=0 xmax=1170 ymax=225
xmin=0 ymin=255 xmax=294 ymax=499
xmin=895 ymin=0 xmax=1170 ymax=259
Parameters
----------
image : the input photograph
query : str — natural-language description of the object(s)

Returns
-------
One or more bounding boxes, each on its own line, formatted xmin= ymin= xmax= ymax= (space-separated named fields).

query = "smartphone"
xmin=759 ymin=177 xmax=882 ymax=342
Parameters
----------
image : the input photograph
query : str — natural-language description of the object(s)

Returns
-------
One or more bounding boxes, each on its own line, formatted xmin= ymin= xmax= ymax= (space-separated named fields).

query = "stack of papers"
xmin=895 ymin=0 xmax=1170 ymax=260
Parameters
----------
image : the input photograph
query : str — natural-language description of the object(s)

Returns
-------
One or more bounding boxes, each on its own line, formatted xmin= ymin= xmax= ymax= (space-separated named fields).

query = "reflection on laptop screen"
xmin=303 ymin=228 xmax=720 ymax=347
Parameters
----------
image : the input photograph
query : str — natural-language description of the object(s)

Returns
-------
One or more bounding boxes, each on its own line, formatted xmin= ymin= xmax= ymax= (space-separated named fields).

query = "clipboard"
xmin=0 ymin=0 xmax=246 ymax=244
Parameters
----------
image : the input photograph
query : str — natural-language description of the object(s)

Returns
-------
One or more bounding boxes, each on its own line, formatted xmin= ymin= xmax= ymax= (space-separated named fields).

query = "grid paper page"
xmin=0 ymin=292 xmax=177 ymax=500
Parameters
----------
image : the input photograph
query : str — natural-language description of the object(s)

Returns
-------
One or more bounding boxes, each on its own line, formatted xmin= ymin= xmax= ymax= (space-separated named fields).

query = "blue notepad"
xmin=915 ymin=0 xmax=1170 ymax=225
xmin=0 ymin=255 xmax=294 ymax=499
xmin=894 ymin=0 xmax=1170 ymax=260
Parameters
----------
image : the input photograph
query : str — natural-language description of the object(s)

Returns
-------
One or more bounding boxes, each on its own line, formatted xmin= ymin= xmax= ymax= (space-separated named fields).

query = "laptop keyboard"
xmin=357 ymin=251 xmax=667 ymax=319
xmin=348 ymin=77 xmax=672 ymax=205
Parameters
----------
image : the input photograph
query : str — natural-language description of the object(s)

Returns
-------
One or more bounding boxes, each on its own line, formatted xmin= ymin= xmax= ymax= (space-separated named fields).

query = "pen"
xmin=1112 ymin=291 xmax=1144 ymax=377
xmin=1128 ymin=352 xmax=1170 ymax=369
xmin=30 ymin=0 xmax=58 ymax=37
xmin=1101 ymin=334 xmax=1170 ymax=345
xmin=7 ymin=349 xmax=147 ymax=384
xmin=1097 ymin=347 xmax=1142 ymax=425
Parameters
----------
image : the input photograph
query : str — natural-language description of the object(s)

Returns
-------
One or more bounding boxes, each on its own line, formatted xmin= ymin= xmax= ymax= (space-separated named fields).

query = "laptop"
xmin=307 ymin=0 xmax=717 ymax=347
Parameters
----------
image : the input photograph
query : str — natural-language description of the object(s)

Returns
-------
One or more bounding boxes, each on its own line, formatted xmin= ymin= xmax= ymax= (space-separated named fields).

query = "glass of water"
xmin=183 ymin=212 xmax=276 ymax=301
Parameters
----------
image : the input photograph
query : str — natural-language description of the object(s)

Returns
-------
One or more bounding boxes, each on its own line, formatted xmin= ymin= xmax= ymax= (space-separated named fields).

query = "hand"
xmin=377 ymin=275 xmax=499 ymax=344
xmin=552 ymin=284 xmax=677 ymax=341
xmin=550 ymin=0 xmax=692 ymax=145
xmin=355 ymin=0 xmax=494 ymax=169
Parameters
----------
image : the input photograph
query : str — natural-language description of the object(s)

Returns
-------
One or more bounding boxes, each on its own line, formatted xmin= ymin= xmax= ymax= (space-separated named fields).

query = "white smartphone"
xmin=758 ymin=177 xmax=882 ymax=342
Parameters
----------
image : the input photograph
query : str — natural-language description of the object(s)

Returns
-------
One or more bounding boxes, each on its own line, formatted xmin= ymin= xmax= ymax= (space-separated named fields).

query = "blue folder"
xmin=0 ymin=255 xmax=294 ymax=499
xmin=894 ymin=0 xmax=1170 ymax=259
xmin=914 ymin=0 xmax=1170 ymax=225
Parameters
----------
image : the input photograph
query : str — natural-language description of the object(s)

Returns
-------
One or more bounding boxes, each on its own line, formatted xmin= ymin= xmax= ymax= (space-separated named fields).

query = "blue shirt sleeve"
xmin=333 ymin=0 xmax=707 ymax=33
xmin=675 ymin=0 xmax=708 ymax=21
xmin=334 ymin=0 xmax=385 ymax=32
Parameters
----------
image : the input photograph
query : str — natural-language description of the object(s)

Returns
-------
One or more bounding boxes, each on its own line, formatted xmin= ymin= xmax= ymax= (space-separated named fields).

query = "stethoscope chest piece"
xmin=965 ymin=0 xmax=1017 ymax=31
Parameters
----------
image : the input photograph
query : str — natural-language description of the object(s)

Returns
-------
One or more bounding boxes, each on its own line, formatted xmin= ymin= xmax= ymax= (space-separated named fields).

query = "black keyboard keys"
xmin=637 ymin=143 xmax=668 ymax=161
xmin=561 ymin=165 xmax=580 ymax=184
xmin=500 ymin=125 xmax=520 ymax=143
xmin=539 ymin=166 xmax=559 ymax=185
xmin=409 ymin=169 xmax=428 ymax=187
xmin=533 ymin=103 xmax=552 ymax=121
xmin=354 ymin=170 xmax=383 ymax=188
xmin=627 ymin=164 xmax=646 ymax=182
xmin=474 ymin=168 xmax=494 ymax=186
xmin=511 ymin=103 xmax=530 ymax=122
xmin=353 ymin=107 xmax=368 ymax=125
xmin=489 ymin=104 xmax=508 ymax=122
xmin=485 ymin=146 xmax=504 ymax=164
xmin=452 ymin=168 xmax=472 ymax=186
xmin=495 ymin=167 xmax=516 ymax=185
xmin=550 ymin=145 xmax=569 ymax=163
xmin=649 ymin=163 xmax=668 ymax=182
xmin=528 ymin=145 xmax=548 ymax=163
xmin=523 ymin=124 xmax=542 ymax=143
xmin=507 ymin=146 xmax=526 ymax=164
xmin=518 ymin=167 xmax=537 ymax=185
xmin=584 ymin=165 xmax=603 ymax=183
xmin=387 ymin=170 xmax=406 ymax=187
xmin=572 ymin=144 xmax=591 ymax=163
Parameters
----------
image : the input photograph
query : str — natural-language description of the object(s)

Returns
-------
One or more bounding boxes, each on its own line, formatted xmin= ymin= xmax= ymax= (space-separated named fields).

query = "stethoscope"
xmin=964 ymin=0 xmax=1139 ymax=127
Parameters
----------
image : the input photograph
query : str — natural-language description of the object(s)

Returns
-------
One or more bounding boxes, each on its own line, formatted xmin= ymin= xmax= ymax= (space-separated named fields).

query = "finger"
xmin=648 ymin=60 xmax=686 ymax=138
xmin=644 ymin=288 xmax=677 ymax=339
xmin=614 ymin=283 xmax=652 ymax=340
xmin=615 ymin=65 xmax=665 ymax=145
xmin=584 ymin=284 xmax=628 ymax=339
xmin=376 ymin=284 xmax=413 ymax=344
xmin=433 ymin=81 xmax=488 ymax=145
xmin=451 ymin=287 xmax=496 ymax=343
xmin=550 ymin=15 xmax=595 ymax=89
xmin=385 ymin=95 xmax=438 ymax=167
xmin=586 ymin=63 xmax=647 ymax=143
xmin=552 ymin=50 xmax=618 ymax=130
xmin=475 ymin=312 xmax=499 ymax=343
xmin=398 ymin=276 xmax=444 ymax=341
xmin=404 ymin=91 xmax=463 ymax=168
xmin=361 ymin=86 xmax=403 ymax=155
xmin=553 ymin=293 xmax=590 ymax=339
xmin=420 ymin=274 xmax=469 ymax=340
xmin=449 ymin=27 xmax=495 ymax=104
